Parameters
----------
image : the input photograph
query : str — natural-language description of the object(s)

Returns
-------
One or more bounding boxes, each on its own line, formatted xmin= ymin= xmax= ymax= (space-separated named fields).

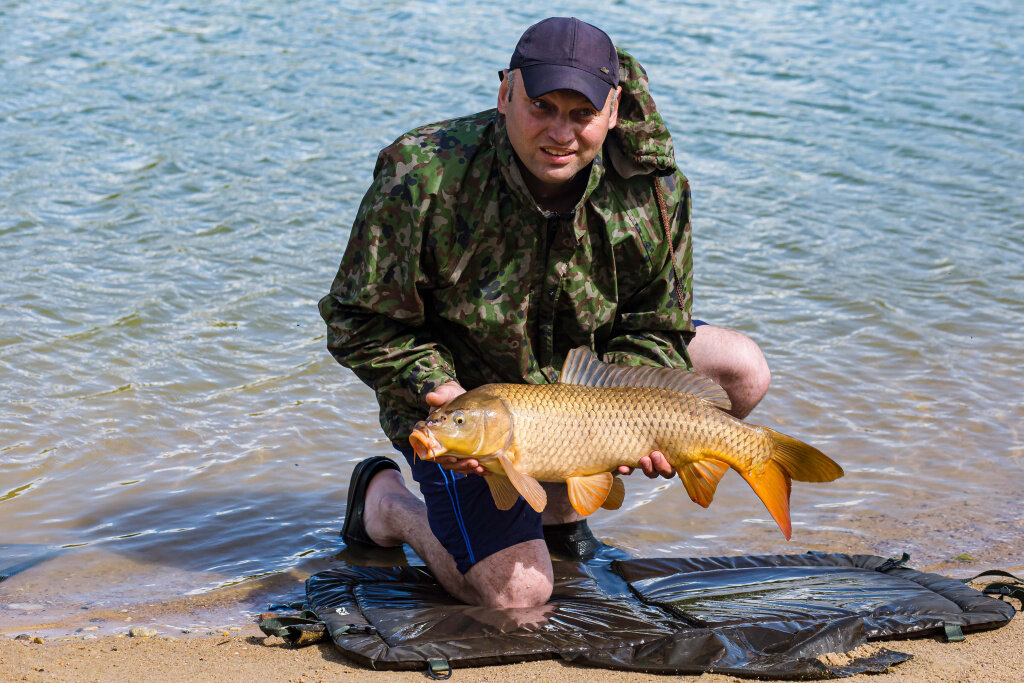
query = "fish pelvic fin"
xmin=764 ymin=428 xmax=844 ymax=482
xmin=738 ymin=460 xmax=793 ymax=540
xmin=497 ymin=453 xmax=546 ymax=513
xmin=566 ymin=473 xmax=615 ymax=516
xmin=677 ymin=460 xmax=729 ymax=508
xmin=601 ymin=475 xmax=625 ymax=510
xmin=484 ymin=475 xmax=520 ymax=511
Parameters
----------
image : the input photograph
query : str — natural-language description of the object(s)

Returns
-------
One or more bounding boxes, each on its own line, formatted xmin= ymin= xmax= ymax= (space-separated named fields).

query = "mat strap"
xmin=875 ymin=552 xmax=911 ymax=572
xmin=258 ymin=611 xmax=327 ymax=646
xmin=960 ymin=569 xmax=1024 ymax=610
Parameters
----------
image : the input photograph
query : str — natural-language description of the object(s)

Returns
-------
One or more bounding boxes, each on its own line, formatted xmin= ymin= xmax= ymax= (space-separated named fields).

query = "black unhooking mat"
xmin=282 ymin=552 xmax=1017 ymax=678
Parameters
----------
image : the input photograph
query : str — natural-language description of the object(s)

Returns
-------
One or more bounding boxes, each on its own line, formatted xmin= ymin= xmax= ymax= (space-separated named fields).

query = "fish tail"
xmin=764 ymin=428 xmax=844 ymax=483
xmin=738 ymin=428 xmax=844 ymax=540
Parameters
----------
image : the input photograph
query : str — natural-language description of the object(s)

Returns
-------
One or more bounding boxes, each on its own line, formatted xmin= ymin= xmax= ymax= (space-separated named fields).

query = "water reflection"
xmin=2 ymin=0 xmax=1024 ymax=633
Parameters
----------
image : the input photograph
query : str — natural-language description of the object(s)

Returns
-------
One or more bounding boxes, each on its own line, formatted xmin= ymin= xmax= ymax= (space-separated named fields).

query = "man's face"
xmin=498 ymin=70 xmax=621 ymax=197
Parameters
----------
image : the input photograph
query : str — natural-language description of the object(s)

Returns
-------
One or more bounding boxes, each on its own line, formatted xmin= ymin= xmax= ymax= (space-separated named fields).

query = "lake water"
xmin=2 ymin=0 xmax=1022 ymax=636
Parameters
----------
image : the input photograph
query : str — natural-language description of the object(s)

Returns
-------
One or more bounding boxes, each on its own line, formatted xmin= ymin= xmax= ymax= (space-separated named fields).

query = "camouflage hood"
xmin=606 ymin=49 xmax=678 ymax=180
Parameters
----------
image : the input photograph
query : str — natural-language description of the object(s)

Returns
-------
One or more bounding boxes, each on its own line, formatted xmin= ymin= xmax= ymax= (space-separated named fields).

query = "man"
xmin=319 ymin=17 xmax=769 ymax=609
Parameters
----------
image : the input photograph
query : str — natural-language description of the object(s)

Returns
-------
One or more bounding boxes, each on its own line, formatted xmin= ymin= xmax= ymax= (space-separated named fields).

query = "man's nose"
xmin=546 ymin=116 xmax=574 ymax=145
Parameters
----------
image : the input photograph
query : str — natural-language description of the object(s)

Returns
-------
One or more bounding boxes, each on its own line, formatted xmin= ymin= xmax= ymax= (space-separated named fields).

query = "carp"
xmin=409 ymin=347 xmax=843 ymax=539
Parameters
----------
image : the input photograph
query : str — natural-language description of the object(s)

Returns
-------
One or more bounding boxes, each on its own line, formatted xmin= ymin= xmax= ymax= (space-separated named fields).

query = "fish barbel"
xmin=409 ymin=347 xmax=843 ymax=539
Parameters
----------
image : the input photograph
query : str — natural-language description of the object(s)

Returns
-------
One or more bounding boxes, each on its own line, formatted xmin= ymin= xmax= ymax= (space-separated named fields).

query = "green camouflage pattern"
xmin=319 ymin=50 xmax=695 ymax=444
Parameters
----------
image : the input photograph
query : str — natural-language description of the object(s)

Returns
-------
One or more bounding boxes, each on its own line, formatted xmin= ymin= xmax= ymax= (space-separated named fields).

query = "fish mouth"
xmin=409 ymin=428 xmax=446 ymax=460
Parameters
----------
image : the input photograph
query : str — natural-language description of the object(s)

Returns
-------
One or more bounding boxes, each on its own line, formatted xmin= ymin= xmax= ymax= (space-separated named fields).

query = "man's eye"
xmin=531 ymin=99 xmax=548 ymax=110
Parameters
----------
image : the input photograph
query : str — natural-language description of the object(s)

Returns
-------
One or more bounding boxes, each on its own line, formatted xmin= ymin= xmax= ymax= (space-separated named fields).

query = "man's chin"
xmin=528 ymin=165 xmax=580 ymax=188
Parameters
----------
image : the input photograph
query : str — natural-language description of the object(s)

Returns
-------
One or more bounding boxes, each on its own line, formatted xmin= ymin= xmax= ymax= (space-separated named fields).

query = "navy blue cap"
xmin=507 ymin=17 xmax=619 ymax=110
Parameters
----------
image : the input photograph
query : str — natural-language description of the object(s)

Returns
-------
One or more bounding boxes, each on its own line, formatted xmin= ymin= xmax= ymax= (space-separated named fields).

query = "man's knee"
xmin=478 ymin=578 xmax=552 ymax=609
xmin=465 ymin=539 xmax=553 ymax=608
xmin=690 ymin=325 xmax=766 ymax=379
xmin=733 ymin=334 xmax=771 ymax=397
xmin=689 ymin=325 xmax=770 ymax=417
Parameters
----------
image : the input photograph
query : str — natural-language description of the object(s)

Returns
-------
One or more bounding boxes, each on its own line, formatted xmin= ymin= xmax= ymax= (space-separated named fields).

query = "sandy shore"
xmin=1 ymin=615 xmax=1021 ymax=682
xmin=2 ymin=579 xmax=1019 ymax=683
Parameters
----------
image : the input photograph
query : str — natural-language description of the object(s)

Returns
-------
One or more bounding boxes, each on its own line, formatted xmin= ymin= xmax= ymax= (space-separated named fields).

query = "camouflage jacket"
xmin=320 ymin=51 xmax=695 ymax=444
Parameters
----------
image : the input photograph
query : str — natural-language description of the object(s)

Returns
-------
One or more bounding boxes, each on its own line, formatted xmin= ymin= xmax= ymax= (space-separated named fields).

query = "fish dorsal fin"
xmin=559 ymin=347 xmax=731 ymax=411
xmin=566 ymin=473 xmax=614 ymax=516
xmin=484 ymin=475 xmax=520 ymax=511
xmin=600 ymin=475 xmax=625 ymax=510
xmin=677 ymin=460 xmax=730 ymax=508
xmin=497 ymin=453 xmax=546 ymax=513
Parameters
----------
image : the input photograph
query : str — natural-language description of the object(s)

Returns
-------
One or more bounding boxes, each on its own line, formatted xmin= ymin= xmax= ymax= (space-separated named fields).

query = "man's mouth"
xmin=541 ymin=147 xmax=574 ymax=158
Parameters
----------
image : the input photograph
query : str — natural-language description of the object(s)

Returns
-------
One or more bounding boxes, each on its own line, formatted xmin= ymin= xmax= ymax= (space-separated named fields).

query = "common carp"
xmin=409 ymin=347 xmax=843 ymax=539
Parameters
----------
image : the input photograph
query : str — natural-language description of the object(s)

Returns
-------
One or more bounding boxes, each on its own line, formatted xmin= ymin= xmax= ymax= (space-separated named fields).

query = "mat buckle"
xmin=426 ymin=658 xmax=452 ymax=680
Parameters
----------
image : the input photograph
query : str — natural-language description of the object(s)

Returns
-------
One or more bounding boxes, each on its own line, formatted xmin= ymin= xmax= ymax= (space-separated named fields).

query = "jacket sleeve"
xmin=604 ymin=172 xmax=694 ymax=369
xmin=318 ymin=147 xmax=458 ymax=406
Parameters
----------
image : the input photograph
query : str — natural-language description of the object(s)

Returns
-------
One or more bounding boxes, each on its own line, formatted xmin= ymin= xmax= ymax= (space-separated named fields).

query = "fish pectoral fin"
xmin=484 ymin=475 xmax=520 ymax=510
xmin=600 ymin=475 xmax=625 ymax=511
xmin=497 ymin=453 xmax=546 ymax=513
xmin=738 ymin=460 xmax=793 ymax=540
xmin=566 ymin=473 xmax=615 ymax=517
xmin=677 ymin=459 xmax=730 ymax=508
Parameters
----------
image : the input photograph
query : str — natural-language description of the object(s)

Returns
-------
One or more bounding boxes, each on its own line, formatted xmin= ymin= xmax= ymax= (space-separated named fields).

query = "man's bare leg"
xmin=687 ymin=324 xmax=770 ymax=419
xmin=540 ymin=482 xmax=582 ymax=525
xmin=359 ymin=467 xmax=553 ymax=608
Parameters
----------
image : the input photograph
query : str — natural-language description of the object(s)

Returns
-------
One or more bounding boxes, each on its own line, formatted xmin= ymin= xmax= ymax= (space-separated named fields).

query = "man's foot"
xmin=341 ymin=456 xmax=401 ymax=547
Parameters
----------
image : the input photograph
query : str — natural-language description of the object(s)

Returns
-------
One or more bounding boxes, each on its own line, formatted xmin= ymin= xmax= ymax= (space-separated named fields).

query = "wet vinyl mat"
xmin=266 ymin=552 xmax=1018 ymax=678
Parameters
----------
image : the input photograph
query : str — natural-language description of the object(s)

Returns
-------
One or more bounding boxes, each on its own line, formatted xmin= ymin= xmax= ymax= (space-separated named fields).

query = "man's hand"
xmin=425 ymin=381 xmax=466 ymax=408
xmin=617 ymin=451 xmax=675 ymax=479
xmin=434 ymin=455 xmax=489 ymax=476
xmin=423 ymin=382 xmax=486 ymax=475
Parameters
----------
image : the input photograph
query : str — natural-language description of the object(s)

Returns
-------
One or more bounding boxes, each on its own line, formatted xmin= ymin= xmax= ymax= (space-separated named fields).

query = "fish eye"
xmin=453 ymin=411 xmax=465 ymax=425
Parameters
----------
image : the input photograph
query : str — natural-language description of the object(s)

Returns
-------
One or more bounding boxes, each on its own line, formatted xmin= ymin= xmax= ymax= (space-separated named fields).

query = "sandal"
xmin=543 ymin=519 xmax=604 ymax=561
xmin=341 ymin=456 xmax=401 ymax=547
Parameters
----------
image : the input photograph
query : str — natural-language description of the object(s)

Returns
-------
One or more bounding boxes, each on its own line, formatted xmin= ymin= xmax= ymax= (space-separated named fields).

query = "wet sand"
xmin=2 ymin=575 xmax=1019 ymax=682
xmin=1 ymin=612 xmax=1020 ymax=683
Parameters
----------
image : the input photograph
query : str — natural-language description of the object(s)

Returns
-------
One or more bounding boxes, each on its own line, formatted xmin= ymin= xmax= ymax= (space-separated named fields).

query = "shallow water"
xmin=2 ymin=0 xmax=1022 ymax=634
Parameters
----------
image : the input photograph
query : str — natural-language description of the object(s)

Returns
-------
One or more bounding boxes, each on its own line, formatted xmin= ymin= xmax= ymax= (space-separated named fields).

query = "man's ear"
xmin=607 ymin=86 xmax=623 ymax=129
xmin=497 ymin=70 xmax=509 ymax=114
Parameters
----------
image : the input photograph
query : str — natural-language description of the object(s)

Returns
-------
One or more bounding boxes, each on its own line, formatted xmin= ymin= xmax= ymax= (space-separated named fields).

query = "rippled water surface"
xmin=2 ymin=0 xmax=1022 ymax=633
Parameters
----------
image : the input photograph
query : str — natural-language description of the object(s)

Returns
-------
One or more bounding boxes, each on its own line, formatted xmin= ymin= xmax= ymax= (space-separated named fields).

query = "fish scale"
xmin=485 ymin=383 xmax=774 ymax=480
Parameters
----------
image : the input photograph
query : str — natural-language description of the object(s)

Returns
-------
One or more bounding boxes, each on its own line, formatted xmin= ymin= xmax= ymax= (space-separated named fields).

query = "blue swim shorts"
xmin=394 ymin=445 xmax=544 ymax=574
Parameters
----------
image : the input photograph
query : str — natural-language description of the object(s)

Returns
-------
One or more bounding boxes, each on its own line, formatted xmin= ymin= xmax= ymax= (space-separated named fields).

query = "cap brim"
xmin=518 ymin=64 xmax=613 ymax=110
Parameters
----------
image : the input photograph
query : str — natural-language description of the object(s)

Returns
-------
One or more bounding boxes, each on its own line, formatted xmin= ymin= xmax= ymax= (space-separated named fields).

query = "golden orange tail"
xmin=738 ymin=428 xmax=844 ymax=540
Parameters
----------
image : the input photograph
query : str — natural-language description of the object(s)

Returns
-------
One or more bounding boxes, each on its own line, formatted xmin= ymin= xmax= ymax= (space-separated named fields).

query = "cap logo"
xmin=600 ymin=67 xmax=609 ymax=74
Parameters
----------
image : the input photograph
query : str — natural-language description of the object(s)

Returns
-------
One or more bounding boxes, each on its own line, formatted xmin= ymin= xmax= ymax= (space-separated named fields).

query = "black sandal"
xmin=341 ymin=456 xmax=401 ymax=547
xmin=543 ymin=519 xmax=603 ymax=561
